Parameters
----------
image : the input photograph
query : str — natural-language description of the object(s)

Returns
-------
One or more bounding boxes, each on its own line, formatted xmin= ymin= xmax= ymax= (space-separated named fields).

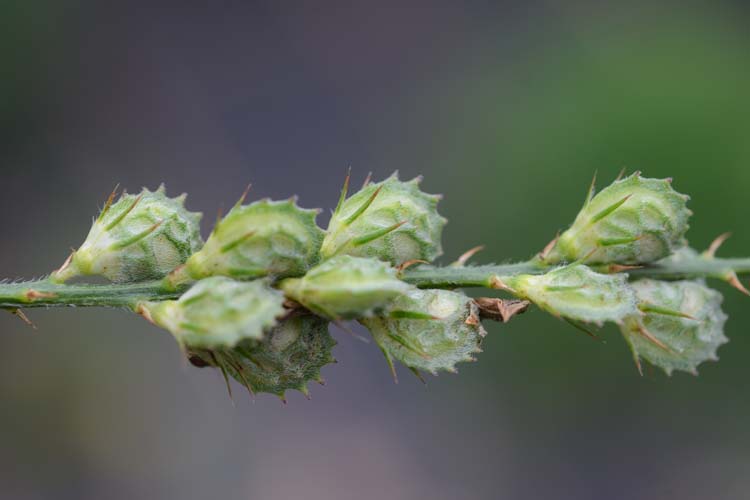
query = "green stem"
xmin=3 ymin=255 xmax=750 ymax=309
xmin=0 ymin=279 xmax=183 ymax=309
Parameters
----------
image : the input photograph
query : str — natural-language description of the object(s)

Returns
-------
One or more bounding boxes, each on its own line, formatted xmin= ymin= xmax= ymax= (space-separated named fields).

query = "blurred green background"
xmin=1 ymin=1 xmax=749 ymax=499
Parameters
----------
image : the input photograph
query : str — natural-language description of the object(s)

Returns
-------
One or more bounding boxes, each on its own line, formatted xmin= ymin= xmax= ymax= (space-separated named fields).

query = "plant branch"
xmin=2 ymin=254 xmax=750 ymax=310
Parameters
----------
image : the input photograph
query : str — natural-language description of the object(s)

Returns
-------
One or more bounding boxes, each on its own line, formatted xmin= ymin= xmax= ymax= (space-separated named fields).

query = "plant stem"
xmin=2 ymin=255 xmax=750 ymax=309
xmin=0 ymin=279 xmax=183 ymax=309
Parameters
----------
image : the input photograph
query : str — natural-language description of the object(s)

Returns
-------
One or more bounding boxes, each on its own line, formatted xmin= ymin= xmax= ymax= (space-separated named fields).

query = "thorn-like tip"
xmin=704 ymin=232 xmax=732 ymax=259
xmin=454 ymin=245 xmax=485 ymax=267
xmin=726 ymin=272 xmax=750 ymax=296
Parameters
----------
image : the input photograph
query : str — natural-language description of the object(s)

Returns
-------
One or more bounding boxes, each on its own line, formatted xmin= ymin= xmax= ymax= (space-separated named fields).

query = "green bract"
xmin=360 ymin=289 xmax=485 ymax=376
xmin=320 ymin=173 xmax=446 ymax=265
xmin=501 ymin=264 xmax=638 ymax=325
xmin=139 ymin=277 xmax=285 ymax=348
xmin=169 ymin=198 xmax=323 ymax=286
xmin=187 ymin=315 xmax=336 ymax=399
xmin=52 ymin=185 xmax=203 ymax=283
xmin=620 ymin=279 xmax=728 ymax=375
xmin=546 ymin=173 xmax=691 ymax=265
xmin=280 ymin=255 xmax=410 ymax=319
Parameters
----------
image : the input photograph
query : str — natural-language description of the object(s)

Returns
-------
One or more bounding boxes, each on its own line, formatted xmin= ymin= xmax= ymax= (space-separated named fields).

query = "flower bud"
xmin=620 ymin=279 xmax=728 ymax=375
xmin=52 ymin=185 xmax=203 ymax=283
xmin=360 ymin=289 xmax=486 ymax=376
xmin=169 ymin=198 xmax=324 ymax=286
xmin=186 ymin=315 xmax=335 ymax=399
xmin=545 ymin=173 xmax=691 ymax=265
xmin=280 ymin=255 xmax=410 ymax=319
xmin=500 ymin=264 xmax=638 ymax=325
xmin=138 ymin=277 xmax=285 ymax=349
xmin=320 ymin=173 xmax=446 ymax=265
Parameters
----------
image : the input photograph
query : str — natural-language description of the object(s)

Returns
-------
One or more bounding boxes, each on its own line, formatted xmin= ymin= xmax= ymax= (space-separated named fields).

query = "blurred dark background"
xmin=2 ymin=1 xmax=750 ymax=499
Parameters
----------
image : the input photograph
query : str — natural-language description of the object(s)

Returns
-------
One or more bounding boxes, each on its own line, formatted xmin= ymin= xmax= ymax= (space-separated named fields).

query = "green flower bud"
xmin=320 ymin=173 xmax=447 ymax=265
xmin=138 ymin=277 xmax=285 ymax=349
xmin=620 ymin=279 xmax=728 ymax=375
xmin=501 ymin=264 xmax=638 ymax=325
xmin=52 ymin=185 xmax=203 ymax=283
xmin=546 ymin=173 xmax=691 ymax=265
xmin=187 ymin=315 xmax=336 ymax=399
xmin=360 ymin=289 xmax=486 ymax=376
xmin=169 ymin=198 xmax=324 ymax=286
xmin=280 ymin=255 xmax=410 ymax=319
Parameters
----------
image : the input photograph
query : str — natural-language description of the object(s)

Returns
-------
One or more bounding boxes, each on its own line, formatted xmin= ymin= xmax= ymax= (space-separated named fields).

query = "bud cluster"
xmin=39 ymin=170 xmax=742 ymax=399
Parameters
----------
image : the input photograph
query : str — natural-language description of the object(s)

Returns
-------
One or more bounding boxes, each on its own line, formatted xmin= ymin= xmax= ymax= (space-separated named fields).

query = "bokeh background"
xmin=2 ymin=1 xmax=750 ymax=499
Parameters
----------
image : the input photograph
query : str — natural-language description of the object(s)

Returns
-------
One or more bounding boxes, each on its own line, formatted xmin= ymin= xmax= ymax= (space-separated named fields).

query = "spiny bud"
xmin=187 ymin=315 xmax=336 ymax=399
xmin=168 ymin=197 xmax=324 ymax=287
xmin=360 ymin=289 xmax=486 ymax=377
xmin=620 ymin=279 xmax=728 ymax=375
xmin=138 ymin=277 xmax=285 ymax=349
xmin=499 ymin=264 xmax=638 ymax=325
xmin=545 ymin=173 xmax=690 ymax=265
xmin=320 ymin=172 xmax=446 ymax=265
xmin=280 ymin=255 xmax=410 ymax=319
xmin=52 ymin=185 xmax=203 ymax=283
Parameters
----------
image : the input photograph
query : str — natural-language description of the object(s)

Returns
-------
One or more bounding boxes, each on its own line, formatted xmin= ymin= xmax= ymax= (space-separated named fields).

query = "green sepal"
xmin=547 ymin=173 xmax=691 ymax=265
xmin=52 ymin=185 xmax=203 ymax=283
xmin=360 ymin=288 xmax=485 ymax=376
xmin=280 ymin=255 xmax=410 ymax=319
xmin=503 ymin=263 xmax=638 ymax=325
xmin=187 ymin=314 xmax=336 ymax=398
xmin=171 ymin=198 xmax=324 ymax=286
xmin=139 ymin=277 xmax=285 ymax=349
xmin=321 ymin=173 xmax=447 ymax=265
xmin=620 ymin=279 xmax=728 ymax=375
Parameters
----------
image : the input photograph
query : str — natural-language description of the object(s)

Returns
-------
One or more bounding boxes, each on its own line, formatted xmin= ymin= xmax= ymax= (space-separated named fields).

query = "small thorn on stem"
xmin=453 ymin=245 xmax=485 ymax=267
xmin=726 ymin=271 xmax=750 ymax=296
xmin=489 ymin=276 xmax=513 ymax=292
xmin=615 ymin=167 xmax=626 ymax=181
xmin=704 ymin=232 xmax=732 ymax=259
xmin=10 ymin=309 xmax=36 ymax=329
